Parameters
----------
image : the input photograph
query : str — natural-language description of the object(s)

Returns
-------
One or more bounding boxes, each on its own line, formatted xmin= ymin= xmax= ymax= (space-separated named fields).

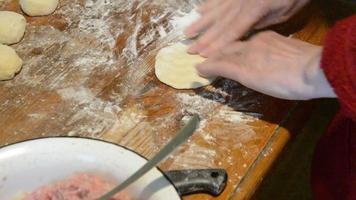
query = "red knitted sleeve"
xmin=321 ymin=15 xmax=356 ymax=121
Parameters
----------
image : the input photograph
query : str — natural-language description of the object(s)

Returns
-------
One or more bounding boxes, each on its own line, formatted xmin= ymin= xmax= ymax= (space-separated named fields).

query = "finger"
xmin=200 ymin=15 xmax=260 ymax=57
xmin=188 ymin=5 xmax=239 ymax=55
xmin=253 ymin=2 xmax=305 ymax=30
xmin=196 ymin=53 xmax=244 ymax=80
xmin=198 ymin=0 xmax=225 ymax=14
xmin=212 ymin=41 xmax=246 ymax=59
xmin=184 ymin=0 xmax=231 ymax=38
xmin=253 ymin=12 xmax=288 ymax=30
xmin=196 ymin=60 xmax=236 ymax=79
xmin=184 ymin=13 xmax=214 ymax=39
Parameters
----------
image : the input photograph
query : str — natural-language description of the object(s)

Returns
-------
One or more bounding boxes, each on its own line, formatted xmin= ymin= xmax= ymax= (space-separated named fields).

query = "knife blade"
xmin=98 ymin=114 xmax=200 ymax=200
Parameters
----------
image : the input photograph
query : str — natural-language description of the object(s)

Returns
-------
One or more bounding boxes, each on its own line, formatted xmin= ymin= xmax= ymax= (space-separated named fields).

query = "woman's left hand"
xmin=196 ymin=31 xmax=336 ymax=100
xmin=185 ymin=0 xmax=310 ymax=57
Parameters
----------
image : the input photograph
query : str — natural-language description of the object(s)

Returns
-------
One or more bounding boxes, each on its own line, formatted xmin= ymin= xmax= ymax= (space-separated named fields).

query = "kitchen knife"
xmin=98 ymin=114 xmax=200 ymax=200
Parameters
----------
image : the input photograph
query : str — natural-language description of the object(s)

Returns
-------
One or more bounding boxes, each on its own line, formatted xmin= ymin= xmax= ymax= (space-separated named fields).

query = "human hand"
xmin=196 ymin=31 xmax=336 ymax=100
xmin=185 ymin=0 xmax=310 ymax=57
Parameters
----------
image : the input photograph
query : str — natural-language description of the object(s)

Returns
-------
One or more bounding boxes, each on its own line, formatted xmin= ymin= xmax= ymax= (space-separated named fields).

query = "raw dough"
xmin=155 ymin=42 xmax=215 ymax=89
xmin=0 ymin=44 xmax=23 ymax=81
xmin=20 ymin=0 xmax=59 ymax=16
xmin=0 ymin=11 xmax=26 ymax=45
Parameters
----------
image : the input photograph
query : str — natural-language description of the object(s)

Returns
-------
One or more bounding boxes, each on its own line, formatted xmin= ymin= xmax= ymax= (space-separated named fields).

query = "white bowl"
xmin=0 ymin=137 xmax=181 ymax=200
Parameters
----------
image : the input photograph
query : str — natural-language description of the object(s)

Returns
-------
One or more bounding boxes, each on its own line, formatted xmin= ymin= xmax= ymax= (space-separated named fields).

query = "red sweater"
xmin=312 ymin=15 xmax=356 ymax=200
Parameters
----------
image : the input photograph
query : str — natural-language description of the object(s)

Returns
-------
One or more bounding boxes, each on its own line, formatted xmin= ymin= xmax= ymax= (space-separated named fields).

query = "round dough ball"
xmin=0 ymin=11 xmax=26 ymax=45
xmin=0 ymin=44 xmax=23 ymax=81
xmin=20 ymin=0 xmax=59 ymax=16
xmin=155 ymin=42 xmax=216 ymax=89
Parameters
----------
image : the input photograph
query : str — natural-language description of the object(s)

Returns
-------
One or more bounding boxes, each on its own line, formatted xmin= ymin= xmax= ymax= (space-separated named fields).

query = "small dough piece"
xmin=0 ymin=11 xmax=26 ymax=45
xmin=0 ymin=44 xmax=23 ymax=81
xmin=20 ymin=0 xmax=59 ymax=16
xmin=155 ymin=42 xmax=215 ymax=89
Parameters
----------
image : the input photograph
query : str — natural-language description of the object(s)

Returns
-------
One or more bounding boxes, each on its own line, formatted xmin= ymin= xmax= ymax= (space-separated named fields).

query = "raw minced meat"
xmin=23 ymin=173 xmax=132 ymax=200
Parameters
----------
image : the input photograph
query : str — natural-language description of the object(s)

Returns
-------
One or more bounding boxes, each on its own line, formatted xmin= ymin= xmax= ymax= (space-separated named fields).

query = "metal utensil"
xmin=98 ymin=114 xmax=200 ymax=200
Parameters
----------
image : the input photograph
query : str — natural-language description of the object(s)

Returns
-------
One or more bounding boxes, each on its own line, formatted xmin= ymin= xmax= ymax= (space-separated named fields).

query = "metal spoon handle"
xmin=98 ymin=114 xmax=200 ymax=200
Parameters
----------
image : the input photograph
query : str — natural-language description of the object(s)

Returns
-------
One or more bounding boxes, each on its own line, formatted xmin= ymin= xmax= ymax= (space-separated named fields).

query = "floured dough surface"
xmin=0 ymin=11 xmax=26 ymax=45
xmin=155 ymin=42 xmax=215 ymax=89
xmin=20 ymin=0 xmax=59 ymax=16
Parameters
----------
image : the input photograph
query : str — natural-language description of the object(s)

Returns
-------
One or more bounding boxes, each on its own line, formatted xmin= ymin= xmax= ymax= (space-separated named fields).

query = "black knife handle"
xmin=164 ymin=169 xmax=228 ymax=196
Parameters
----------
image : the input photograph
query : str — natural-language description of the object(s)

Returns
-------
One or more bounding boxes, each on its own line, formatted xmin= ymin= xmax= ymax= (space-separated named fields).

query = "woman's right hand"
xmin=185 ymin=0 xmax=310 ymax=57
xmin=196 ymin=31 xmax=336 ymax=100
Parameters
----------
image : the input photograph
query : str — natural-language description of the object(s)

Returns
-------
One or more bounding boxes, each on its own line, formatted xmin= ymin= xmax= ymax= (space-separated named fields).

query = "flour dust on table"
xmin=0 ymin=1 xmax=261 ymax=180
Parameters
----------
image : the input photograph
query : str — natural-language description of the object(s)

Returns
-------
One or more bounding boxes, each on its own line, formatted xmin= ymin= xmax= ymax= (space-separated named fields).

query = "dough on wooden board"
xmin=0 ymin=44 xmax=23 ymax=81
xmin=155 ymin=42 xmax=216 ymax=89
xmin=0 ymin=11 xmax=26 ymax=45
xmin=20 ymin=0 xmax=59 ymax=16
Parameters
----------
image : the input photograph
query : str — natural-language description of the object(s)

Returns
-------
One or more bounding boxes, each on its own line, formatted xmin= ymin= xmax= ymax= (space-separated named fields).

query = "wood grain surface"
xmin=0 ymin=0 xmax=333 ymax=199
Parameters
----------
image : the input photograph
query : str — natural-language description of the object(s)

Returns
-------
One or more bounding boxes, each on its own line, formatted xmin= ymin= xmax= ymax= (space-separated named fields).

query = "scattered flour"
xmin=169 ymin=9 xmax=200 ymax=36
xmin=1 ymin=1 xmax=266 ymax=187
xmin=57 ymin=86 xmax=121 ymax=136
xmin=170 ymin=143 xmax=217 ymax=169
xmin=217 ymin=110 xmax=256 ymax=123
xmin=122 ymin=21 xmax=142 ymax=63
xmin=172 ymin=80 xmax=262 ymax=173
xmin=57 ymin=86 xmax=96 ymax=104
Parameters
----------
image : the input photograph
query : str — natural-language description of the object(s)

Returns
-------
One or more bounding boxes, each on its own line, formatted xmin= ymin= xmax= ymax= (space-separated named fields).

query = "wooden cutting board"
xmin=0 ymin=0 xmax=331 ymax=199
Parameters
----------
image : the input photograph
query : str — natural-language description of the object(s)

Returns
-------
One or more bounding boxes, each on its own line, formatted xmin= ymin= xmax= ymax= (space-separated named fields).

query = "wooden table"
xmin=0 ymin=0 xmax=333 ymax=199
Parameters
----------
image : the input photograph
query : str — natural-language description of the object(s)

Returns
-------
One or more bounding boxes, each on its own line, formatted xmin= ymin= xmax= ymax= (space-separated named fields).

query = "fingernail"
xmin=196 ymin=63 xmax=211 ymax=78
xmin=187 ymin=45 xmax=199 ymax=54
xmin=200 ymin=49 xmax=211 ymax=58
xmin=200 ymin=52 xmax=208 ymax=58
xmin=195 ymin=63 xmax=203 ymax=73
xmin=196 ymin=60 xmax=208 ymax=69
xmin=183 ymin=29 xmax=192 ymax=37
xmin=197 ymin=6 xmax=204 ymax=13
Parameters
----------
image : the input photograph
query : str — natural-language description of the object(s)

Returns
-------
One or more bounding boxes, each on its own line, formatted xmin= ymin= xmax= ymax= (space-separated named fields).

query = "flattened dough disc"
xmin=155 ymin=42 xmax=216 ymax=89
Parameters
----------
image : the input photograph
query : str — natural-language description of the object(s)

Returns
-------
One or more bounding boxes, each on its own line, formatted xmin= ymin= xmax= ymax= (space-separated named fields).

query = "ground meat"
xmin=24 ymin=173 xmax=132 ymax=200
